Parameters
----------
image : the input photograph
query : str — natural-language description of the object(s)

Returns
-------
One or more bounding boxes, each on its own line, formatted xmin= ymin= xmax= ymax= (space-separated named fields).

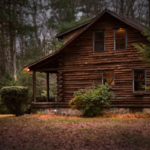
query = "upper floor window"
xmin=102 ymin=70 xmax=114 ymax=86
xmin=93 ymin=30 xmax=105 ymax=52
xmin=133 ymin=69 xmax=146 ymax=91
xmin=114 ymin=28 xmax=127 ymax=50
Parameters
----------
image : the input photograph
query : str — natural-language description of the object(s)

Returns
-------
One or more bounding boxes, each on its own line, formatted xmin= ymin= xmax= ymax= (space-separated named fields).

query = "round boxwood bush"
xmin=69 ymin=83 xmax=114 ymax=117
xmin=0 ymin=86 xmax=29 ymax=116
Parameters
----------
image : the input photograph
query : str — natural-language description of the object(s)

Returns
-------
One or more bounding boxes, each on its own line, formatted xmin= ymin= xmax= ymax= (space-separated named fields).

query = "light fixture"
xmin=23 ymin=67 xmax=32 ymax=75
xmin=27 ymin=68 xmax=30 ymax=72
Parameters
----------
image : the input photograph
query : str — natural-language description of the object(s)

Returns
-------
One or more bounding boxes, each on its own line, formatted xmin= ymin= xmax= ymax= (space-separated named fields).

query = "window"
xmin=102 ymin=70 xmax=114 ymax=86
xmin=93 ymin=31 xmax=105 ymax=52
xmin=133 ymin=69 xmax=146 ymax=91
xmin=114 ymin=28 xmax=127 ymax=50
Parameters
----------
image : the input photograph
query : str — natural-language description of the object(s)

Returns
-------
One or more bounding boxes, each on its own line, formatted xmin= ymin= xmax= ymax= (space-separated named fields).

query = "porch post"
xmin=46 ymin=72 xmax=49 ymax=102
xmin=33 ymin=71 xmax=36 ymax=102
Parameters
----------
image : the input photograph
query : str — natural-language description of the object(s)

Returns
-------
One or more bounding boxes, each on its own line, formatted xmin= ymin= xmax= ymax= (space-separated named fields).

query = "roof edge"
xmin=55 ymin=19 xmax=93 ymax=39
xmin=24 ymin=9 xmax=146 ymax=70
xmin=105 ymin=9 xmax=145 ymax=32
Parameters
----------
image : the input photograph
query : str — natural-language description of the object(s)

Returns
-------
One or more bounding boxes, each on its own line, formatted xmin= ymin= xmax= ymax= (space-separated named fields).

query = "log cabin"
xmin=24 ymin=9 xmax=150 ymax=111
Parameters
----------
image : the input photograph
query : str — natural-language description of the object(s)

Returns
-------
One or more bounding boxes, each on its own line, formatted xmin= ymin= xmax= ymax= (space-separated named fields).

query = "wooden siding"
xmin=32 ymin=102 xmax=69 ymax=108
xmin=63 ymin=27 xmax=85 ymax=45
xmin=57 ymin=13 xmax=150 ymax=108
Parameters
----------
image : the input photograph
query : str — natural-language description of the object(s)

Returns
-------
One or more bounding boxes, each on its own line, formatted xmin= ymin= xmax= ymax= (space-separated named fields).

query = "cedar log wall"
xmin=58 ymin=13 xmax=150 ymax=108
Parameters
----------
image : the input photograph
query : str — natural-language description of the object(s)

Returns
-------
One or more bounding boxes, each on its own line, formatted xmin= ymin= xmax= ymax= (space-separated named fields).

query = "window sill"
xmin=132 ymin=92 xmax=146 ymax=96
xmin=114 ymin=49 xmax=126 ymax=51
xmin=93 ymin=51 xmax=105 ymax=53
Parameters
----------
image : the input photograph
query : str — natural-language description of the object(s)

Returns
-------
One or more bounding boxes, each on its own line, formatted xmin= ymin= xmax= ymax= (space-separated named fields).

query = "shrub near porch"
xmin=69 ymin=83 xmax=115 ymax=117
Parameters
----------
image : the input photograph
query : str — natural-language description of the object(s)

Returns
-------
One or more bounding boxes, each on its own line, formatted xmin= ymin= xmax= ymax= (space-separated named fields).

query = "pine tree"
xmin=133 ymin=29 xmax=150 ymax=66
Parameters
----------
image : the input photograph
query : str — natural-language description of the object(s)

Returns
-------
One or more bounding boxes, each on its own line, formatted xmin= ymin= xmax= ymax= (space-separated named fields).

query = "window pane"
xmin=134 ymin=81 xmax=145 ymax=91
xmin=134 ymin=70 xmax=145 ymax=80
xmin=115 ymin=29 xmax=126 ymax=39
xmin=94 ymin=31 xmax=105 ymax=52
xmin=103 ymin=71 xmax=114 ymax=86
xmin=116 ymin=39 xmax=126 ymax=49
xmin=115 ymin=28 xmax=126 ymax=50
xmin=95 ymin=41 xmax=104 ymax=52
xmin=134 ymin=69 xmax=145 ymax=91
xmin=95 ymin=32 xmax=104 ymax=40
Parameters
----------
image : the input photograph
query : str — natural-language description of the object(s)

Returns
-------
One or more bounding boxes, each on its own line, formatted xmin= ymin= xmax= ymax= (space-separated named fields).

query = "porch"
xmin=23 ymin=51 xmax=68 ymax=109
xmin=31 ymin=70 xmax=67 ymax=109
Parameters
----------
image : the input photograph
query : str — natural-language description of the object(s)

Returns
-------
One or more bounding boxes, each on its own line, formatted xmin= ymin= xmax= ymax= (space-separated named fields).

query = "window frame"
xmin=132 ymin=69 xmax=146 ymax=92
xmin=114 ymin=28 xmax=127 ymax=50
xmin=102 ymin=70 xmax=115 ymax=86
xmin=93 ymin=30 xmax=105 ymax=53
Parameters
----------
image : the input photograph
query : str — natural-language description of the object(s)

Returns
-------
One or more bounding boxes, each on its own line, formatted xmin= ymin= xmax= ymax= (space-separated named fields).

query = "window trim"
xmin=102 ymin=70 xmax=115 ymax=86
xmin=132 ymin=69 xmax=146 ymax=92
xmin=93 ymin=30 xmax=105 ymax=53
xmin=114 ymin=28 xmax=127 ymax=50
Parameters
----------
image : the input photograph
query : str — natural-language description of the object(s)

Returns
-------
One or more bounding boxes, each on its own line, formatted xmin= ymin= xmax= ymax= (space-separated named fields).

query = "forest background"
xmin=0 ymin=0 xmax=150 ymax=103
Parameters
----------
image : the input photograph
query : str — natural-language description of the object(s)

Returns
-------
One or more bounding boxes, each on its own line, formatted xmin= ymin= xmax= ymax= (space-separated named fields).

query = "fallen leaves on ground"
xmin=0 ymin=114 xmax=150 ymax=150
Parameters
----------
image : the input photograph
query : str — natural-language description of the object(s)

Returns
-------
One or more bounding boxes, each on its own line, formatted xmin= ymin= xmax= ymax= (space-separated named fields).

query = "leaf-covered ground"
xmin=0 ymin=114 xmax=150 ymax=150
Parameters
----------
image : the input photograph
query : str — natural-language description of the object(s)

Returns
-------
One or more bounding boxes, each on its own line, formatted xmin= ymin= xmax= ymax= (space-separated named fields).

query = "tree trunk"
xmin=148 ymin=0 xmax=150 ymax=27
xmin=120 ymin=0 xmax=124 ymax=15
xmin=8 ymin=0 xmax=17 ymax=80
xmin=13 ymin=37 xmax=17 ymax=80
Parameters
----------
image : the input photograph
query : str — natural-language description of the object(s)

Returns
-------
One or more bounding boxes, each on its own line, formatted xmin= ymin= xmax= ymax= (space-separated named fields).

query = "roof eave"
xmin=55 ymin=19 xmax=93 ymax=39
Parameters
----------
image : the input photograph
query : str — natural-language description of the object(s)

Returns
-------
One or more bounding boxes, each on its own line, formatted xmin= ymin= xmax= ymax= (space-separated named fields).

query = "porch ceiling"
xmin=28 ymin=54 xmax=60 ymax=73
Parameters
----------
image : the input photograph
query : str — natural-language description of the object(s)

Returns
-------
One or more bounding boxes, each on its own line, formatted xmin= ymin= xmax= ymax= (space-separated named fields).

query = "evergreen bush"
xmin=0 ymin=95 xmax=10 ymax=114
xmin=0 ymin=86 xmax=29 ymax=116
xmin=69 ymin=83 xmax=114 ymax=117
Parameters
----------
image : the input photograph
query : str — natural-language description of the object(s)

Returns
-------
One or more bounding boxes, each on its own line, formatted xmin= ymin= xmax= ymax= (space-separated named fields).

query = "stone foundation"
xmin=32 ymin=108 xmax=150 ymax=116
xmin=33 ymin=108 xmax=82 ymax=116
xmin=143 ymin=108 xmax=150 ymax=114
xmin=104 ymin=108 xmax=130 ymax=114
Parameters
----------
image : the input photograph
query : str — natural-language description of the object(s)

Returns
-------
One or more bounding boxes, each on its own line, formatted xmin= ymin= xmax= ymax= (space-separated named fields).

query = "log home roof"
xmin=55 ymin=9 xmax=145 ymax=39
xmin=55 ymin=19 xmax=93 ymax=39
xmin=24 ymin=9 xmax=146 ymax=71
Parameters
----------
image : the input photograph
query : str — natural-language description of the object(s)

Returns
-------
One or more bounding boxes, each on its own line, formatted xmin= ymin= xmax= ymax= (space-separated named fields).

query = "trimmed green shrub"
xmin=0 ymin=74 xmax=17 ymax=114
xmin=69 ymin=83 xmax=115 ymax=117
xmin=0 ymin=95 xmax=10 ymax=114
xmin=0 ymin=86 xmax=29 ymax=116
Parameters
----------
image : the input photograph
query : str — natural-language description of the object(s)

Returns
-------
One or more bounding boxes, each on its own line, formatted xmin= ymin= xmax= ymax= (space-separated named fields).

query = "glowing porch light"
xmin=27 ymin=68 xmax=30 ymax=72
xmin=23 ymin=67 xmax=32 ymax=75
xmin=23 ymin=67 xmax=30 ymax=72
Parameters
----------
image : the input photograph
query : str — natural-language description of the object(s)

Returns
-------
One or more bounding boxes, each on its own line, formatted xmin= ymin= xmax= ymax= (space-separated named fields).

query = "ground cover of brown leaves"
xmin=0 ymin=114 xmax=150 ymax=150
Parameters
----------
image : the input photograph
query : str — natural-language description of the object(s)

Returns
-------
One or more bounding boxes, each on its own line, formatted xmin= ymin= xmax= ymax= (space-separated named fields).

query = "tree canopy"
xmin=0 ymin=0 xmax=150 ymax=89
